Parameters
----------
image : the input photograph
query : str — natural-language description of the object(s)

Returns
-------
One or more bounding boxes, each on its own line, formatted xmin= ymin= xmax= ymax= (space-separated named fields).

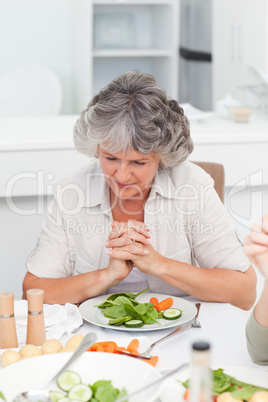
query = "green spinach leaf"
xmin=91 ymin=380 xmax=127 ymax=402
xmin=106 ymin=288 xmax=148 ymax=302
xmin=0 ymin=392 xmax=6 ymax=401
xmin=102 ymin=305 xmax=126 ymax=319
xmin=182 ymin=368 xmax=268 ymax=400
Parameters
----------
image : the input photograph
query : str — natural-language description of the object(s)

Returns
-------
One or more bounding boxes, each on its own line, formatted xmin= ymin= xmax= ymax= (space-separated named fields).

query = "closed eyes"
xmin=105 ymin=157 xmax=146 ymax=166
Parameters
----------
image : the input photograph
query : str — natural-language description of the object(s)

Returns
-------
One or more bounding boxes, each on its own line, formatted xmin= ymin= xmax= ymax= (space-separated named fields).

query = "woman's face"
xmin=98 ymin=147 xmax=160 ymax=200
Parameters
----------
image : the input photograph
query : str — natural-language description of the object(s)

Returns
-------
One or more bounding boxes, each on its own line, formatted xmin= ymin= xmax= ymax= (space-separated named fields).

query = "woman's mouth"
xmin=115 ymin=181 xmax=136 ymax=189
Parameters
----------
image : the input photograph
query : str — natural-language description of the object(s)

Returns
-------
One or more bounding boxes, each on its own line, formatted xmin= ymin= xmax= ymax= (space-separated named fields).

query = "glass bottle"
xmin=189 ymin=341 xmax=212 ymax=402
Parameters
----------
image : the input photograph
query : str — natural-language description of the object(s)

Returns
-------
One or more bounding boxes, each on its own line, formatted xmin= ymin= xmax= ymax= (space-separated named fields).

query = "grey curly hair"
xmin=73 ymin=71 xmax=194 ymax=168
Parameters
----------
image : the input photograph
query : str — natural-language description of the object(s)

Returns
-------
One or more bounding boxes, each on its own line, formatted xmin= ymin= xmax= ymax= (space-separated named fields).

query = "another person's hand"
xmin=244 ymin=214 xmax=268 ymax=278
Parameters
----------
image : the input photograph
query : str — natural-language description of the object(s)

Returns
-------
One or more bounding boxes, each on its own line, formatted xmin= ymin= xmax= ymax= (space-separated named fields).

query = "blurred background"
xmin=0 ymin=0 xmax=267 ymax=115
xmin=0 ymin=0 xmax=268 ymax=298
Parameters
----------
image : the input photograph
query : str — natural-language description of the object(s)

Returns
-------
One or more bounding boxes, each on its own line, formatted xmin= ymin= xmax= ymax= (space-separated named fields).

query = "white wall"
xmin=0 ymin=0 xmax=75 ymax=114
xmin=0 ymin=196 xmax=52 ymax=299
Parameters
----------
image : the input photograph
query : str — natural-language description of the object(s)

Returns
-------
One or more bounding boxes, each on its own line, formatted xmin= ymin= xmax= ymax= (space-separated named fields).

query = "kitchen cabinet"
xmin=72 ymin=0 xmax=179 ymax=113
xmin=212 ymin=0 xmax=268 ymax=106
xmin=1 ymin=112 xmax=268 ymax=198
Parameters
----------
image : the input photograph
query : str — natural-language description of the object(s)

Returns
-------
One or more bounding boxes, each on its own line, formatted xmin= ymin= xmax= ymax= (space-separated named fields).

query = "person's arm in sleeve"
xmin=23 ymin=198 xmax=132 ymax=304
xmin=244 ymin=214 xmax=268 ymax=362
xmin=105 ymin=186 xmax=256 ymax=310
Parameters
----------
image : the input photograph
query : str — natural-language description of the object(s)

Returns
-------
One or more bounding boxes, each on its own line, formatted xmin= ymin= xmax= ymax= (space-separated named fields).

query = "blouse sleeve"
xmin=246 ymin=309 xmax=268 ymax=364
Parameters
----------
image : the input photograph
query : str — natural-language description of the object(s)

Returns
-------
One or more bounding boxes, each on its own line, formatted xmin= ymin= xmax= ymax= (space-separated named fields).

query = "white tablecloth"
xmin=1 ymin=295 xmax=268 ymax=402
xmin=1 ymin=296 xmax=268 ymax=373
xmin=61 ymin=295 xmax=267 ymax=372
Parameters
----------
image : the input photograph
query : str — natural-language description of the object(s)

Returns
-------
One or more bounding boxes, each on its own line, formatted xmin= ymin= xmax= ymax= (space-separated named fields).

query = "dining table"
xmin=59 ymin=295 xmax=266 ymax=371
xmin=1 ymin=276 xmax=268 ymax=401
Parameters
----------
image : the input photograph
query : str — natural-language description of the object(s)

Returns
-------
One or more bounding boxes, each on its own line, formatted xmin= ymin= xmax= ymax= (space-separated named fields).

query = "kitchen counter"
xmin=1 ymin=112 xmax=268 ymax=197
xmin=190 ymin=112 xmax=268 ymax=143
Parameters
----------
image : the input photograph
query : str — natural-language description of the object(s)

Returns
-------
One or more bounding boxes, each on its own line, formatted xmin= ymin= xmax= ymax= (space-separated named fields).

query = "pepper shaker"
xmin=0 ymin=292 xmax=18 ymax=348
xmin=26 ymin=289 xmax=46 ymax=346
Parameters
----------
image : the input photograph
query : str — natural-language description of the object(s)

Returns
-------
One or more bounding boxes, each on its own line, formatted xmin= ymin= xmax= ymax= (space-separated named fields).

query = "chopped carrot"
xmin=146 ymin=356 xmax=159 ymax=367
xmin=183 ymin=389 xmax=190 ymax=401
xmin=105 ymin=343 xmax=116 ymax=353
xmin=95 ymin=341 xmax=118 ymax=348
xmin=127 ymin=339 xmax=140 ymax=353
xmin=157 ymin=297 xmax=173 ymax=311
xmin=150 ymin=297 xmax=160 ymax=311
xmin=87 ymin=341 xmax=117 ymax=352
xmin=87 ymin=343 xmax=98 ymax=351
xmin=150 ymin=297 xmax=159 ymax=306
xmin=88 ymin=343 xmax=105 ymax=352
xmin=115 ymin=346 xmax=127 ymax=352
xmin=87 ymin=340 xmax=160 ymax=369
xmin=95 ymin=344 xmax=105 ymax=352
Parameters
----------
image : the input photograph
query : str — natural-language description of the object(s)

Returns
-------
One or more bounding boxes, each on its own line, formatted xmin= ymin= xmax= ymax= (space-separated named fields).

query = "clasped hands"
xmin=105 ymin=220 xmax=165 ymax=276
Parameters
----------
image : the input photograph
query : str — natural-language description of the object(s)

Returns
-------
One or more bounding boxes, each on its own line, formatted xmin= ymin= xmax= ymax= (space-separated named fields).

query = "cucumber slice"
xmin=124 ymin=319 xmax=144 ymax=328
xmin=58 ymin=398 xmax=71 ymax=402
xmin=68 ymin=384 xmax=93 ymax=401
xmin=57 ymin=370 xmax=81 ymax=392
xmin=163 ymin=308 xmax=182 ymax=320
xmin=49 ymin=390 xmax=66 ymax=402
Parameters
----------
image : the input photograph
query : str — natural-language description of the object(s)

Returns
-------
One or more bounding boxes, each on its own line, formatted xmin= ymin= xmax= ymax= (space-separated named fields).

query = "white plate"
xmin=159 ymin=366 xmax=268 ymax=402
xmin=79 ymin=293 xmax=197 ymax=332
xmin=0 ymin=352 xmax=163 ymax=402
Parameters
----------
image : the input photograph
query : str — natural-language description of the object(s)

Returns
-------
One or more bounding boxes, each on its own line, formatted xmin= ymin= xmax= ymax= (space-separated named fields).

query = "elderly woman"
xmin=244 ymin=214 xmax=268 ymax=363
xmin=22 ymin=71 xmax=256 ymax=309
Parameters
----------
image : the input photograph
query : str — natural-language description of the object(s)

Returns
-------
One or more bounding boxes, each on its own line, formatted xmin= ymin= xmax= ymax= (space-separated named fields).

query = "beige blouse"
xmin=26 ymin=159 xmax=250 ymax=296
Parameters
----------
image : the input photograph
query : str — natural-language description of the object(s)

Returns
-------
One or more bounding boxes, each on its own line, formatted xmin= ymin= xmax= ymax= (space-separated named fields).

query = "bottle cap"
xmin=192 ymin=341 xmax=210 ymax=351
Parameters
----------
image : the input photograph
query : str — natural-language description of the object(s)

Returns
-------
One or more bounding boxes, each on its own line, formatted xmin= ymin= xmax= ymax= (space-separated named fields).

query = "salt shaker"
xmin=0 ymin=292 xmax=18 ymax=348
xmin=189 ymin=341 xmax=212 ymax=402
xmin=26 ymin=289 xmax=46 ymax=346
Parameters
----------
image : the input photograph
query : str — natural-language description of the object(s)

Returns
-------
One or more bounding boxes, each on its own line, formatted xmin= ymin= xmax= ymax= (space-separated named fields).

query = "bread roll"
xmin=41 ymin=338 xmax=63 ymax=354
xmin=1 ymin=350 xmax=21 ymax=366
xmin=249 ymin=391 xmax=268 ymax=402
xmin=19 ymin=344 xmax=42 ymax=358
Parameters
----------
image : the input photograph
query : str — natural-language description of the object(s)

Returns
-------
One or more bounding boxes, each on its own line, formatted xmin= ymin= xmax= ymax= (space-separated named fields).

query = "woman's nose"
xmin=115 ymin=162 xmax=132 ymax=183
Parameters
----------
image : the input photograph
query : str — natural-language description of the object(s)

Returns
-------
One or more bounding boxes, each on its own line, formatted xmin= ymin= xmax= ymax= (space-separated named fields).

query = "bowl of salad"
xmin=0 ymin=351 xmax=163 ymax=402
